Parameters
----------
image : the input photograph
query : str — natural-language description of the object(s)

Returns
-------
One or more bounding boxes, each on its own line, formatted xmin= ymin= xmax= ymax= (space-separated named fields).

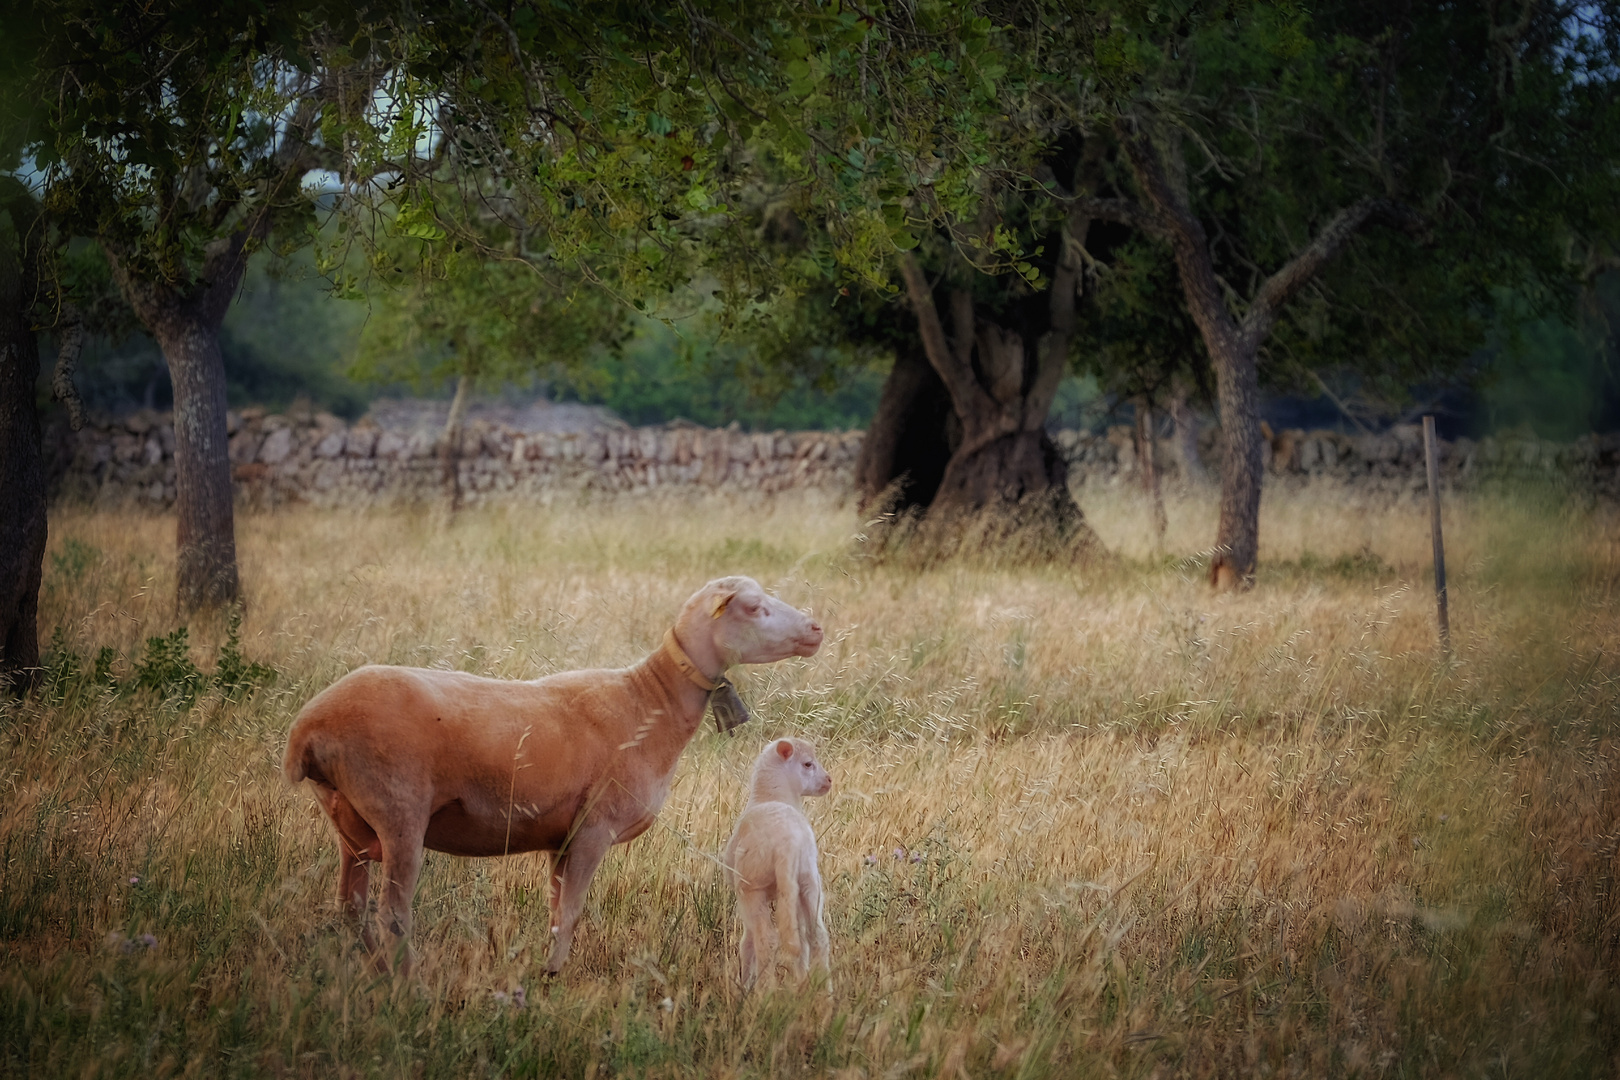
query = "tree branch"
xmin=1118 ymin=123 xmax=1244 ymax=360
xmin=895 ymin=251 xmax=991 ymax=422
xmin=1240 ymin=197 xmax=1428 ymax=350
xmin=1025 ymin=203 xmax=1090 ymax=428
xmin=52 ymin=303 xmax=86 ymax=430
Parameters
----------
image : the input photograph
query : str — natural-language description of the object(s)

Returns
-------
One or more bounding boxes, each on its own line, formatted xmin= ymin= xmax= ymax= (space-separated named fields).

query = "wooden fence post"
xmin=1423 ymin=415 xmax=1451 ymax=653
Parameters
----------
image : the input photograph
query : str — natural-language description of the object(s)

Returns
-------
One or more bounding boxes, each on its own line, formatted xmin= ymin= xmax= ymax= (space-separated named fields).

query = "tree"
xmin=27 ymin=0 xmax=383 ymax=611
xmin=1049 ymin=0 xmax=1620 ymax=584
xmin=383 ymin=1 xmax=1616 ymax=576
xmin=1 ymin=9 xmax=85 ymax=688
xmin=379 ymin=3 xmax=1106 ymax=553
xmin=0 ymin=182 xmax=48 ymax=689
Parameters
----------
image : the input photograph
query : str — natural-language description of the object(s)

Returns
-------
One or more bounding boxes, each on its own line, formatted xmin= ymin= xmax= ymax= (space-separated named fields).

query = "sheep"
xmin=283 ymin=576 xmax=823 ymax=974
xmin=723 ymin=736 xmax=833 ymax=989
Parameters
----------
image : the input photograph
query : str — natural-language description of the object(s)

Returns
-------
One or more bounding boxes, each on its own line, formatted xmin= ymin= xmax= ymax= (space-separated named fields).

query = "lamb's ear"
xmin=775 ymin=739 xmax=794 ymax=760
xmin=710 ymin=588 xmax=737 ymax=619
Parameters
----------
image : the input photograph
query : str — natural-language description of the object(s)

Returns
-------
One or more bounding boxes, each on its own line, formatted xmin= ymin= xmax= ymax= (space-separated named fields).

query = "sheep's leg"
xmin=545 ymin=828 xmax=612 ymax=973
xmin=376 ymin=827 xmax=427 ymax=975
xmin=773 ymin=855 xmax=807 ymax=980
xmin=736 ymin=889 xmax=775 ymax=989
xmin=318 ymin=785 xmax=382 ymax=952
xmin=336 ymin=848 xmax=376 ymax=952
xmin=801 ymin=874 xmax=831 ymax=988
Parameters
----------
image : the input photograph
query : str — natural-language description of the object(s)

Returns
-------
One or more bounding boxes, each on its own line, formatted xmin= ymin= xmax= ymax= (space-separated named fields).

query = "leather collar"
xmin=662 ymin=628 xmax=723 ymax=691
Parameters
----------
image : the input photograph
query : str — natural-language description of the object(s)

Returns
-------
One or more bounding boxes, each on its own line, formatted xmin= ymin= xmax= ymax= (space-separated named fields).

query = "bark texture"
xmin=106 ymin=233 xmax=251 ymax=612
xmin=867 ymin=204 xmax=1100 ymax=558
xmin=0 ymin=193 xmax=46 ymax=690
xmin=153 ymin=318 xmax=240 ymax=610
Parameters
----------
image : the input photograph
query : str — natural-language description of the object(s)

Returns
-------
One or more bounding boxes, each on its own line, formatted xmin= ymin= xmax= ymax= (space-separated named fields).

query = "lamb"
xmin=723 ymin=737 xmax=833 ymax=989
xmin=283 ymin=576 xmax=822 ymax=974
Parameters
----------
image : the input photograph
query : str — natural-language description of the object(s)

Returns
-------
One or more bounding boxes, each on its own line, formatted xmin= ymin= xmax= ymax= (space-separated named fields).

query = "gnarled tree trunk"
xmin=0 ymin=193 xmax=45 ymax=691
xmin=855 ymin=205 xmax=1100 ymax=559
xmin=106 ymin=233 xmax=251 ymax=613
xmin=854 ymin=343 xmax=954 ymax=513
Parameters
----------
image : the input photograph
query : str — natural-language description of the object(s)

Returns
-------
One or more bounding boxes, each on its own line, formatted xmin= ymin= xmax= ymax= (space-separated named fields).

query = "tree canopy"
xmin=3 ymin=0 xmax=1617 ymax=630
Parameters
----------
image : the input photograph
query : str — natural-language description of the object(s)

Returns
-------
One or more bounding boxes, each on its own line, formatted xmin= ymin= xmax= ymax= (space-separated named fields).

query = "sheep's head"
xmin=756 ymin=737 xmax=832 ymax=798
xmin=690 ymin=576 xmax=822 ymax=669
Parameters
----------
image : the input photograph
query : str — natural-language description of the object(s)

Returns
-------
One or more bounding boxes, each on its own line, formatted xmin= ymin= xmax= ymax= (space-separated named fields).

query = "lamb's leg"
xmin=801 ymin=874 xmax=831 ymax=989
xmin=736 ymin=889 xmax=774 ymax=989
xmin=773 ymin=855 xmax=807 ymax=980
xmin=376 ymin=826 xmax=427 ymax=975
xmin=545 ymin=827 xmax=612 ymax=973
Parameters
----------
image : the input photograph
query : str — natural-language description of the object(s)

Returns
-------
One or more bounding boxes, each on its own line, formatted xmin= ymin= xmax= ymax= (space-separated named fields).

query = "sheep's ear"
xmin=775 ymin=739 xmax=794 ymax=760
xmin=710 ymin=589 xmax=737 ymax=619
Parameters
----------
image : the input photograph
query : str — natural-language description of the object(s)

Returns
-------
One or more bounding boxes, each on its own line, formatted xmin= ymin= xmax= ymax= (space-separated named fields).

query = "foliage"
xmin=23 ymin=0 xmax=381 ymax=279
xmin=213 ymin=608 xmax=276 ymax=698
xmin=130 ymin=627 xmax=203 ymax=702
xmin=347 ymin=219 xmax=630 ymax=396
xmin=1067 ymin=1 xmax=1619 ymax=385
xmin=40 ymin=615 xmax=276 ymax=708
xmin=557 ymin=317 xmax=886 ymax=430
xmin=1476 ymin=274 xmax=1620 ymax=439
xmin=56 ymin=243 xmax=372 ymax=416
xmin=221 ymin=249 xmax=370 ymax=416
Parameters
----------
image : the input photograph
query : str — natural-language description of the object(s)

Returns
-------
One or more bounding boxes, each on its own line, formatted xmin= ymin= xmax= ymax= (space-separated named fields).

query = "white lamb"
xmin=723 ymin=737 xmax=832 ymax=989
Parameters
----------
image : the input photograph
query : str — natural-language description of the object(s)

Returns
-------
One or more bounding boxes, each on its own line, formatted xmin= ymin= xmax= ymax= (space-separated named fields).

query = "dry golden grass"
xmin=3 ymin=482 xmax=1618 ymax=1078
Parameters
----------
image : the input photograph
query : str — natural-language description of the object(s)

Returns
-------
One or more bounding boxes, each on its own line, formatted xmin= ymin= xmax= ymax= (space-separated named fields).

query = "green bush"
xmin=37 ymin=616 xmax=276 ymax=707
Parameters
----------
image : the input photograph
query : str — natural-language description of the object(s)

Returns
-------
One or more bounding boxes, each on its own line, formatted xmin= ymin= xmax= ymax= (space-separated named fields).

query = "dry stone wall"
xmin=50 ymin=407 xmax=865 ymax=508
xmin=48 ymin=408 xmax=1620 ymax=508
xmin=1061 ymin=422 xmax=1620 ymax=500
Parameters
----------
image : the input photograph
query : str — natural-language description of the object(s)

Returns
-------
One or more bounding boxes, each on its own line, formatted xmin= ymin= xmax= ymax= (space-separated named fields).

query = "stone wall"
xmin=47 ymin=407 xmax=1620 ymax=508
xmin=1061 ymin=422 xmax=1620 ymax=500
xmin=49 ymin=407 xmax=865 ymax=507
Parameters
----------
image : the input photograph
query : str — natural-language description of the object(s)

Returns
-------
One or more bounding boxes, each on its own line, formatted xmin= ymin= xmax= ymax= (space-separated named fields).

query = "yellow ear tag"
xmin=710 ymin=593 xmax=734 ymax=619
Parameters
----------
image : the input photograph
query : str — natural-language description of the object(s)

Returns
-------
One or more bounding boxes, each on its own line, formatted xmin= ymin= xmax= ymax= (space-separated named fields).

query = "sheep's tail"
xmin=283 ymin=712 xmax=318 ymax=786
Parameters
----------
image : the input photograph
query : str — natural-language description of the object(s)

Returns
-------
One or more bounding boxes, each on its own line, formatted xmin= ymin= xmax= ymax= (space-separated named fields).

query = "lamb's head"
xmin=678 ymin=576 xmax=822 ymax=674
xmin=754 ymin=736 xmax=832 ymax=799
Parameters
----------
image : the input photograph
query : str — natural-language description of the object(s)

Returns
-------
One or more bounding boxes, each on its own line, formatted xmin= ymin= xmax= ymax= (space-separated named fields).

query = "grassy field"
xmin=3 ymin=482 xmax=1618 ymax=1078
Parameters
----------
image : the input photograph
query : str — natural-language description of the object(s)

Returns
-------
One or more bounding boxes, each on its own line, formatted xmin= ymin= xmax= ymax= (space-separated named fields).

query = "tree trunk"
xmin=152 ymin=316 xmax=240 ymax=611
xmin=854 ymin=343 xmax=954 ymax=513
xmin=878 ymin=211 xmax=1101 ymax=559
xmin=1207 ymin=343 xmax=1263 ymax=588
xmin=106 ymin=234 xmax=251 ymax=613
xmin=1137 ymin=399 xmax=1167 ymax=552
xmin=441 ymin=371 xmax=473 ymax=512
xmin=0 ymin=199 xmax=45 ymax=691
